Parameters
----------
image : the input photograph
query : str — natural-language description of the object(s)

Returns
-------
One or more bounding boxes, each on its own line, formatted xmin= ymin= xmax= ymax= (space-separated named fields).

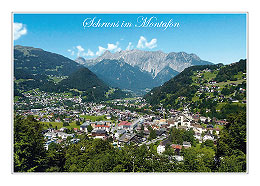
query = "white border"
xmin=2 ymin=0 xmax=260 ymax=186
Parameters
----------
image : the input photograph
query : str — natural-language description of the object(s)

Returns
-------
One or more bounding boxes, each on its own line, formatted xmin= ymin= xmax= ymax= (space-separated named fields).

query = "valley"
xmin=13 ymin=45 xmax=247 ymax=173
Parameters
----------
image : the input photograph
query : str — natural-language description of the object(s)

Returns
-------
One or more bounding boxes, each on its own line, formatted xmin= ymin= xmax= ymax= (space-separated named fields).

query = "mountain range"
xmin=14 ymin=45 xmax=214 ymax=99
xmin=76 ymin=49 xmax=213 ymax=93
xmin=77 ymin=49 xmax=213 ymax=76
xmin=14 ymin=45 xmax=128 ymax=101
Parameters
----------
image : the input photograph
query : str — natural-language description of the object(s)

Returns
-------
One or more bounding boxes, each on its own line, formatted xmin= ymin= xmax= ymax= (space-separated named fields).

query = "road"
xmin=139 ymin=135 xmax=167 ymax=146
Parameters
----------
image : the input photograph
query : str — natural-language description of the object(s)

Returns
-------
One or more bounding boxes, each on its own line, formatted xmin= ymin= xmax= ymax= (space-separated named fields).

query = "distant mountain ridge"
xmin=77 ymin=49 xmax=212 ymax=93
xmin=80 ymin=49 xmax=213 ymax=77
xmin=154 ymin=66 xmax=179 ymax=86
xmin=14 ymin=45 xmax=128 ymax=101
xmin=14 ymin=45 xmax=82 ymax=76
xmin=89 ymin=59 xmax=155 ymax=92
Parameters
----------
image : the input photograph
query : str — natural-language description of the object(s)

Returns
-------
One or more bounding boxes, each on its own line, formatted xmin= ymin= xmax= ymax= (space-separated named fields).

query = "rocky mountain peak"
xmin=85 ymin=49 xmax=213 ymax=77
xmin=75 ymin=57 xmax=86 ymax=65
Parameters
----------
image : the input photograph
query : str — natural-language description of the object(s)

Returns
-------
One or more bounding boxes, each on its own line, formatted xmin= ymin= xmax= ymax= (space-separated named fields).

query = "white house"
xmin=80 ymin=121 xmax=90 ymax=133
xmin=203 ymin=134 xmax=214 ymax=141
xmin=182 ymin=141 xmax=191 ymax=149
xmin=157 ymin=144 xmax=166 ymax=154
xmin=194 ymin=133 xmax=202 ymax=141
xmin=173 ymin=155 xmax=184 ymax=162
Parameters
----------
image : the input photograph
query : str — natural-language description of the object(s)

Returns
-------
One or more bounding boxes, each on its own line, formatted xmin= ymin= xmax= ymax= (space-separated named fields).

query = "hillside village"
xmin=14 ymin=88 xmax=227 ymax=161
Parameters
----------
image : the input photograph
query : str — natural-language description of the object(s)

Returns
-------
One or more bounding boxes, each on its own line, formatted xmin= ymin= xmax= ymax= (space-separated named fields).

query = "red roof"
xmin=172 ymin=144 xmax=182 ymax=150
xmin=118 ymin=121 xmax=132 ymax=126
xmin=95 ymin=125 xmax=110 ymax=128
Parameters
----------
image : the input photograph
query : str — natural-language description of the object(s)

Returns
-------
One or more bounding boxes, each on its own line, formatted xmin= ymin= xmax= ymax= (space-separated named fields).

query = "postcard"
xmin=13 ymin=13 xmax=247 ymax=173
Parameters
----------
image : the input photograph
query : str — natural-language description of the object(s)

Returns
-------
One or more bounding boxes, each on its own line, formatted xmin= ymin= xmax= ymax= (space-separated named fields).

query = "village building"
xmin=182 ymin=141 xmax=191 ymax=149
xmin=172 ymin=144 xmax=182 ymax=155
xmin=118 ymin=133 xmax=136 ymax=144
xmin=91 ymin=129 xmax=108 ymax=139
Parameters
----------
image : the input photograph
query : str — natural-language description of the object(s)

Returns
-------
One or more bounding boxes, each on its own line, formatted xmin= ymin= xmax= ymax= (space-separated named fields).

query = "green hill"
xmin=144 ymin=59 xmax=246 ymax=119
xmin=14 ymin=45 xmax=82 ymax=76
xmin=14 ymin=45 xmax=128 ymax=101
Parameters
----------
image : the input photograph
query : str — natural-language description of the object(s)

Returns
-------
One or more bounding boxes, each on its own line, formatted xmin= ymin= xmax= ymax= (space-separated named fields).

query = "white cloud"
xmin=68 ymin=46 xmax=95 ymax=58
xmin=67 ymin=49 xmax=75 ymax=56
xmin=84 ymin=49 xmax=95 ymax=57
xmin=107 ymin=43 xmax=118 ymax=51
xmin=76 ymin=45 xmax=84 ymax=52
xmin=76 ymin=45 xmax=85 ymax=56
xmin=126 ymin=42 xmax=133 ymax=50
xmin=96 ymin=42 xmax=121 ymax=56
xmin=115 ymin=47 xmax=122 ymax=52
xmin=96 ymin=46 xmax=106 ymax=56
xmin=13 ymin=22 xmax=27 ymax=40
xmin=137 ymin=36 xmax=157 ymax=49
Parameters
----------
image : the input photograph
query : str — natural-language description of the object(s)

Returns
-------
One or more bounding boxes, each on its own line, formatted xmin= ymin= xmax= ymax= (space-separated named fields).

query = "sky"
xmin=13 ymin=13 xmax=247 ymax=64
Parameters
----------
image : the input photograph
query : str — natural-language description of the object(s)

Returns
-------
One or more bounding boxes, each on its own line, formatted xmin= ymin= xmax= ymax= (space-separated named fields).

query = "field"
xmin=79 ymin=115 xmax=108 ymax=121
xmin=216 ymin=79 xmax=245 ymax=89
xmin=202 ymin=71 xmax=217 ymax=81
xmin=40 ymin=121 xmax=82 ymax=130
xmin=40 ymin=115 xmax=110 ymax=130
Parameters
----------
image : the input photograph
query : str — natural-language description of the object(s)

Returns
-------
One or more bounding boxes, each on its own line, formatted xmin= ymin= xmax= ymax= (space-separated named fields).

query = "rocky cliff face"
xmin=81 ymin=49 xmax=213 ymax=77
xmin=75 ymin=57 xmax=86 ymax=65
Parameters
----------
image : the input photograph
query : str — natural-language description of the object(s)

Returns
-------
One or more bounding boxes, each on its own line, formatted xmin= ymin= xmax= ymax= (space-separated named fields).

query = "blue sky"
xmin=13 ymin=13 xmax=247 ymax=64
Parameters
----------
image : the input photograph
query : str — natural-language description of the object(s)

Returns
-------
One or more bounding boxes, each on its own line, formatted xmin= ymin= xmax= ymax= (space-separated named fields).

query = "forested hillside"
xmin=145 ymin=59 xmax=246 ymax=119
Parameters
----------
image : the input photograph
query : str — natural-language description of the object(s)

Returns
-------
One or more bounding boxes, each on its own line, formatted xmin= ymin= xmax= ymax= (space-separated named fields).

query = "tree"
xmin=148 ymin=129 xmax=156 ymax=140
xmin=183 ymin=128 xmax=195 ymax=146
xmin=216 ymin=111 xmax=246 ymax=157
xmin=141 ymin=124 xmax=144 ymax=131
xmin=163 ymin=143 xmax=174 ymax=156
xmin=201 ymin=140 xmax=216 ymax=151
xmin=63 ymin=122 xmax=69 ymax=127
xmin=14 ymin=116 xmax=47 ymax=172
xmin=218 ymin=150 xmax=246 ymax=172
xmin=181 ymin=147 xmax=215 ymax=172
xmin=45 ymin=143 xmax=65 ymax=172
xmin=169 ymin=127 xmax=184 ymax=145
xmin=76 ymin=120 xmax=80 ymax=126
xmin=216 ymin=111 xmax=246 ymax=172
xmin=87 ymin=125 xmax=93 ymax=132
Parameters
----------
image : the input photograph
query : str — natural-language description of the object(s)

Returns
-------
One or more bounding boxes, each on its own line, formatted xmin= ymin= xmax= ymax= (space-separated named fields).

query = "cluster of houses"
xmin=15 ymin=90 xmax=82 ymax=109
xmin=73 ymin=108 xmax=223 ymax=157
xmin=192 ymin=68 xmax=246 ymax=105
xmin=43 ymin=128 xmax=80 ymax=150
xmin=42 ymin=106 xmax=222 ymax=158
xmin=15 ymin=90 xmax=146 ymax=127
xmin=15 ymin=90 xmax=226 ymax=158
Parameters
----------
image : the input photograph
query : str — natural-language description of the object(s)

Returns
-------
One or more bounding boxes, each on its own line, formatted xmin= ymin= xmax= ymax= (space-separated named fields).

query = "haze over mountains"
xmin=75 ymin=49 xmax=213 ymax=93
